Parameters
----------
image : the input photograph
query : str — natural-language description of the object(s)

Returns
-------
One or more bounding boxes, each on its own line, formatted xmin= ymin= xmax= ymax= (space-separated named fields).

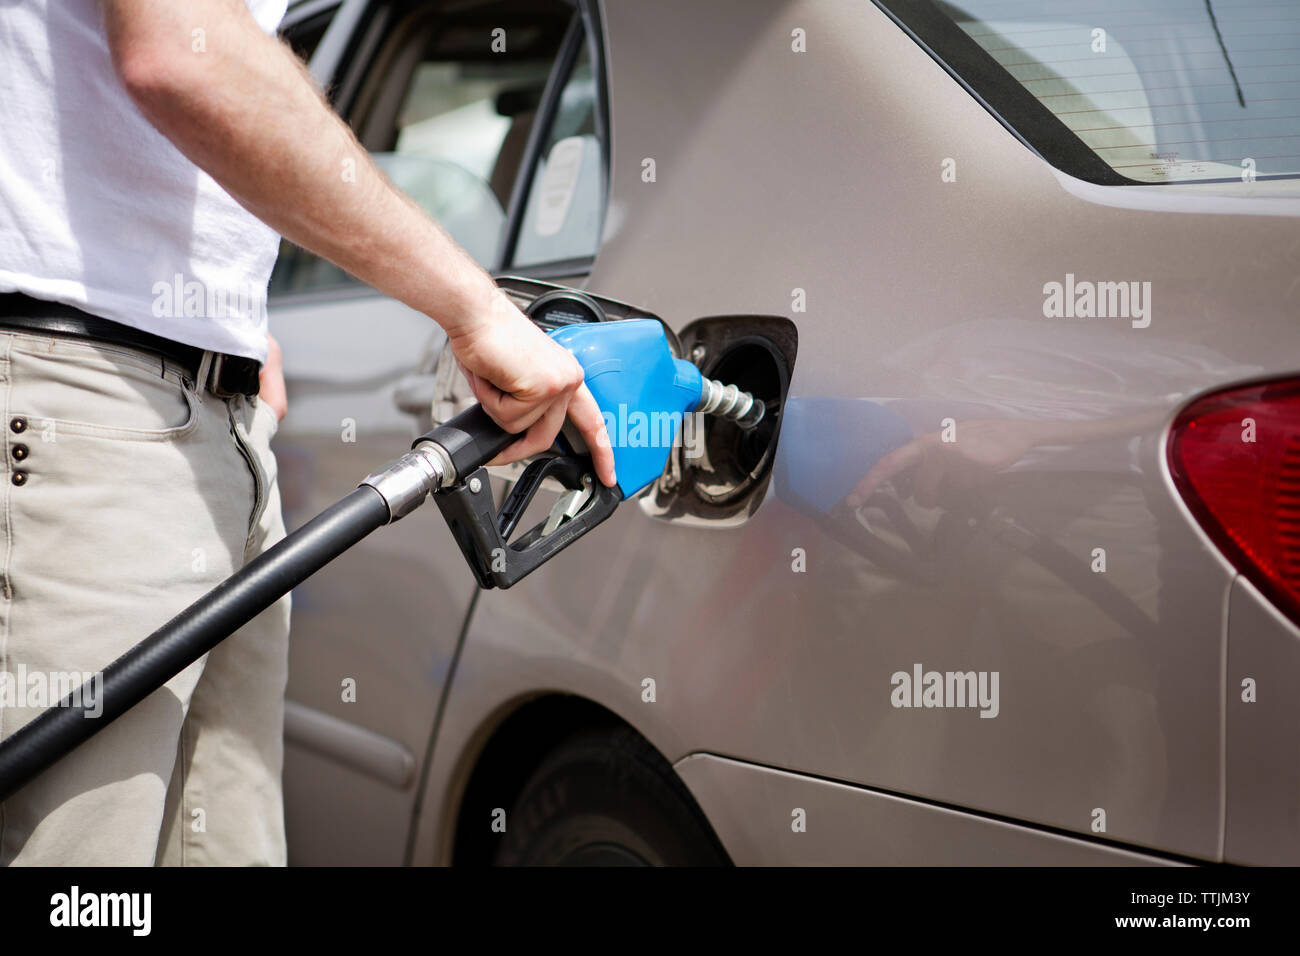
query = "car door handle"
xmin=392 ymin=372 xmax=439 ymax=416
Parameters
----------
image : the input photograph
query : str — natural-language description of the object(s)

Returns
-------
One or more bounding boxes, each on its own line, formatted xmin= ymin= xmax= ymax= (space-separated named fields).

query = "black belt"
xmin=0 ymin=293 xmax=261 ymax=399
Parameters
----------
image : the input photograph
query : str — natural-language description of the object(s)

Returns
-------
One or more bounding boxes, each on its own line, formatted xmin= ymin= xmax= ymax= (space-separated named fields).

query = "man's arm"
xmin=99 ymin=0 xmax=615 ymax=485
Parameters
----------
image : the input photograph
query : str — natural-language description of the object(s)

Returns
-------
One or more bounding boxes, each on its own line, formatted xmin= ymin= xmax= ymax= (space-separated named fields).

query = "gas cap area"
xmin=643 ymin=315 xmax=796 ymax=526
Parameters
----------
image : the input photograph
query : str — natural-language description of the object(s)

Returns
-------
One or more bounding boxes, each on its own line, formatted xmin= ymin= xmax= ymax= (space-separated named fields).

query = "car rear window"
xmin=876 ymin=0 xmax=1300 ymax=184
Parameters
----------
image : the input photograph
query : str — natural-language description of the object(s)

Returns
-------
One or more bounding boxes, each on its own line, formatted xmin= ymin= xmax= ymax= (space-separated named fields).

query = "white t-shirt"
xmin=0 ymin=0 xmax=288 ymax=362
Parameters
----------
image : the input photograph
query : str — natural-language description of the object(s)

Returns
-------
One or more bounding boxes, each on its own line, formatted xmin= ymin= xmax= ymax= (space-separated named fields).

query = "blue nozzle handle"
xmin=548 ymin=319 xmax=705 ymax=498
xmin=418 ymin=318 xmax=763 ymax=499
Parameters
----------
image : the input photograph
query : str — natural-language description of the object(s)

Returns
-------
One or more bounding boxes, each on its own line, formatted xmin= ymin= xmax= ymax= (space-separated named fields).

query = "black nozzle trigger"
xmin=433 ymin=455 xmax=622 ymax=590
xmin=496 ymin=455 xmax=585 ymax=541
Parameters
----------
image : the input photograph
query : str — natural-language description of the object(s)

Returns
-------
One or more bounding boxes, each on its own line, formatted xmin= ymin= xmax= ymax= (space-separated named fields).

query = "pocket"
xmin=10 ymin=339 xmax=199 ymax=442
xmin=252 ymin=396 xmax=280 ymax=442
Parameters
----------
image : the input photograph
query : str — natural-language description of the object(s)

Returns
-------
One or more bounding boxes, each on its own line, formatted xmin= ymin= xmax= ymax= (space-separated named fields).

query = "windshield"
xmin=878 ymin=0 xmax=1300 ymax=184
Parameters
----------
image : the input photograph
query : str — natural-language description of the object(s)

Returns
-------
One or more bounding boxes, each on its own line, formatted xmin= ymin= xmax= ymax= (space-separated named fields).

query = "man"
xmin=0 ymin=0 xmax=615 ymax=866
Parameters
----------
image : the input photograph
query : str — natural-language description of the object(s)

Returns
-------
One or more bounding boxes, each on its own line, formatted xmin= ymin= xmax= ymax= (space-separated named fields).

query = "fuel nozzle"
xmin=697 ymin=377 xmax=766 ymax=430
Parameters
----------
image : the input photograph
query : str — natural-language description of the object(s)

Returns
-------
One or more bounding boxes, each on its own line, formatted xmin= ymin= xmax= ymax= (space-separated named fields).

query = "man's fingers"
xmin=469 ymin=363 xmax=582 ymax=435
xmin=451 ymin=332 xmax=612 ymax=485
xmin=465 ymin=369 xmax=546 ymax=436
xmin=566 ymin=383 xmax=617 ymax=488
xmin=483 ymin=385 xmax=616 ymax=489
xmin=485 ymin=391 xmax=553 ymax=435
xmin=487 ymin=395 xmax=568 ymax=466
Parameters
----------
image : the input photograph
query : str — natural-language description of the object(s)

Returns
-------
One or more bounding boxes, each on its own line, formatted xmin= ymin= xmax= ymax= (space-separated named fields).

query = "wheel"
xmin=493 ymin=727 xmax=729 ymax=866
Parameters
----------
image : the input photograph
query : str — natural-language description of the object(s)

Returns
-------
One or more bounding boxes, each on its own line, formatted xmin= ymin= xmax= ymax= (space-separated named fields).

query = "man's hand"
xmin=844 ymin=411 xmax=1166 ymax=510
xmin=257 ymin=332 xmax=287 ymax=422
xmin=100 ymin=0 xmax=614 ymax=481
xmin=846 ymin=420 xmax=1041 ymax=509
xmin=449 ymin=291 xmax=616 ymax=486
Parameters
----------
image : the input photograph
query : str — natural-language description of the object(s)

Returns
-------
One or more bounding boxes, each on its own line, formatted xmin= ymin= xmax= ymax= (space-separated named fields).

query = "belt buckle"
xmin=204 ymin=351 xmax=260 ymax=399
xmin=207 ymin=352 xmax=238 ymax=399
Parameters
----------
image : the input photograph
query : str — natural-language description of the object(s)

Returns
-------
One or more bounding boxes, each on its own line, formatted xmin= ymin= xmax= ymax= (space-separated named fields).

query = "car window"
xmin=280 ymin=1 xmax=340 ymax=63
xmin=270 ymin=0 xmax=573 ymax=297
xmin=877 ymin=0 xmax=1300 ymax=184
xmin=510 ymin=40 xmax=603 ymax=268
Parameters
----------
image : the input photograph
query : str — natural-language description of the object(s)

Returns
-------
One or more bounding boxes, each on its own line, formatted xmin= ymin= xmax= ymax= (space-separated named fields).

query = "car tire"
xmin=493 ymin=727 xmax=729 ymax=866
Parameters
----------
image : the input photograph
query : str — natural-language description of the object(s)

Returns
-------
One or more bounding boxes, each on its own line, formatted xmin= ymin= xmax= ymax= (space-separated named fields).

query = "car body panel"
xmin=277 ymin=0 xmax=1300 ymax=864
xmin=673 ymin=753 xmax=1183 ymax=866
xmin=414 ymin=0 xmax=1300 ymax=864
xmin=1224 ymin=576 xmax=1300 ymax=865
xmin=270 ymin=293 xmax=475 ymax=865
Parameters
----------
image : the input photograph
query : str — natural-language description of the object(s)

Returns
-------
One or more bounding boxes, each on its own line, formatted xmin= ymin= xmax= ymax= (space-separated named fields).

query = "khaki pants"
xmin=0 ymin=330 xmax=290 ymax=866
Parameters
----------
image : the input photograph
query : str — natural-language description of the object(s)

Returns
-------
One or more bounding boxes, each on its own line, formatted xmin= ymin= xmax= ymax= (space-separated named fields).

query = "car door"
xmin=270 ymin=0 xmax=602 ymax=864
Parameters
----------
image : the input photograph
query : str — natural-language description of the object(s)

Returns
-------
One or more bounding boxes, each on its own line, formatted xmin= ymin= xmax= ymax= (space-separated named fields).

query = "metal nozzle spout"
xmin=698 ymin=378 xmax=766 ymax=430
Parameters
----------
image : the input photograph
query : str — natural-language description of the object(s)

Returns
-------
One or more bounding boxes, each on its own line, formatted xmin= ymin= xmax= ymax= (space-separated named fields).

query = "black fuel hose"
xmin=0 ymin=384 xmax=760 ymax=799
xmin=0 ymin=485 xmax=391 ymax=802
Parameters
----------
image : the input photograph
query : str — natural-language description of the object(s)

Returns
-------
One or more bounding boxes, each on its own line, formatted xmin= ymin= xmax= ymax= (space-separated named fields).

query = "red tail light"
xmin=1168 ymin=378 xmax=1300 ymax=624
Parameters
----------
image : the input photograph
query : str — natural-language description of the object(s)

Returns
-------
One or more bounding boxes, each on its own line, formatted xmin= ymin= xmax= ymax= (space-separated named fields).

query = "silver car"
xmin=268 ymin=0 xmax=1300 ymax=865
